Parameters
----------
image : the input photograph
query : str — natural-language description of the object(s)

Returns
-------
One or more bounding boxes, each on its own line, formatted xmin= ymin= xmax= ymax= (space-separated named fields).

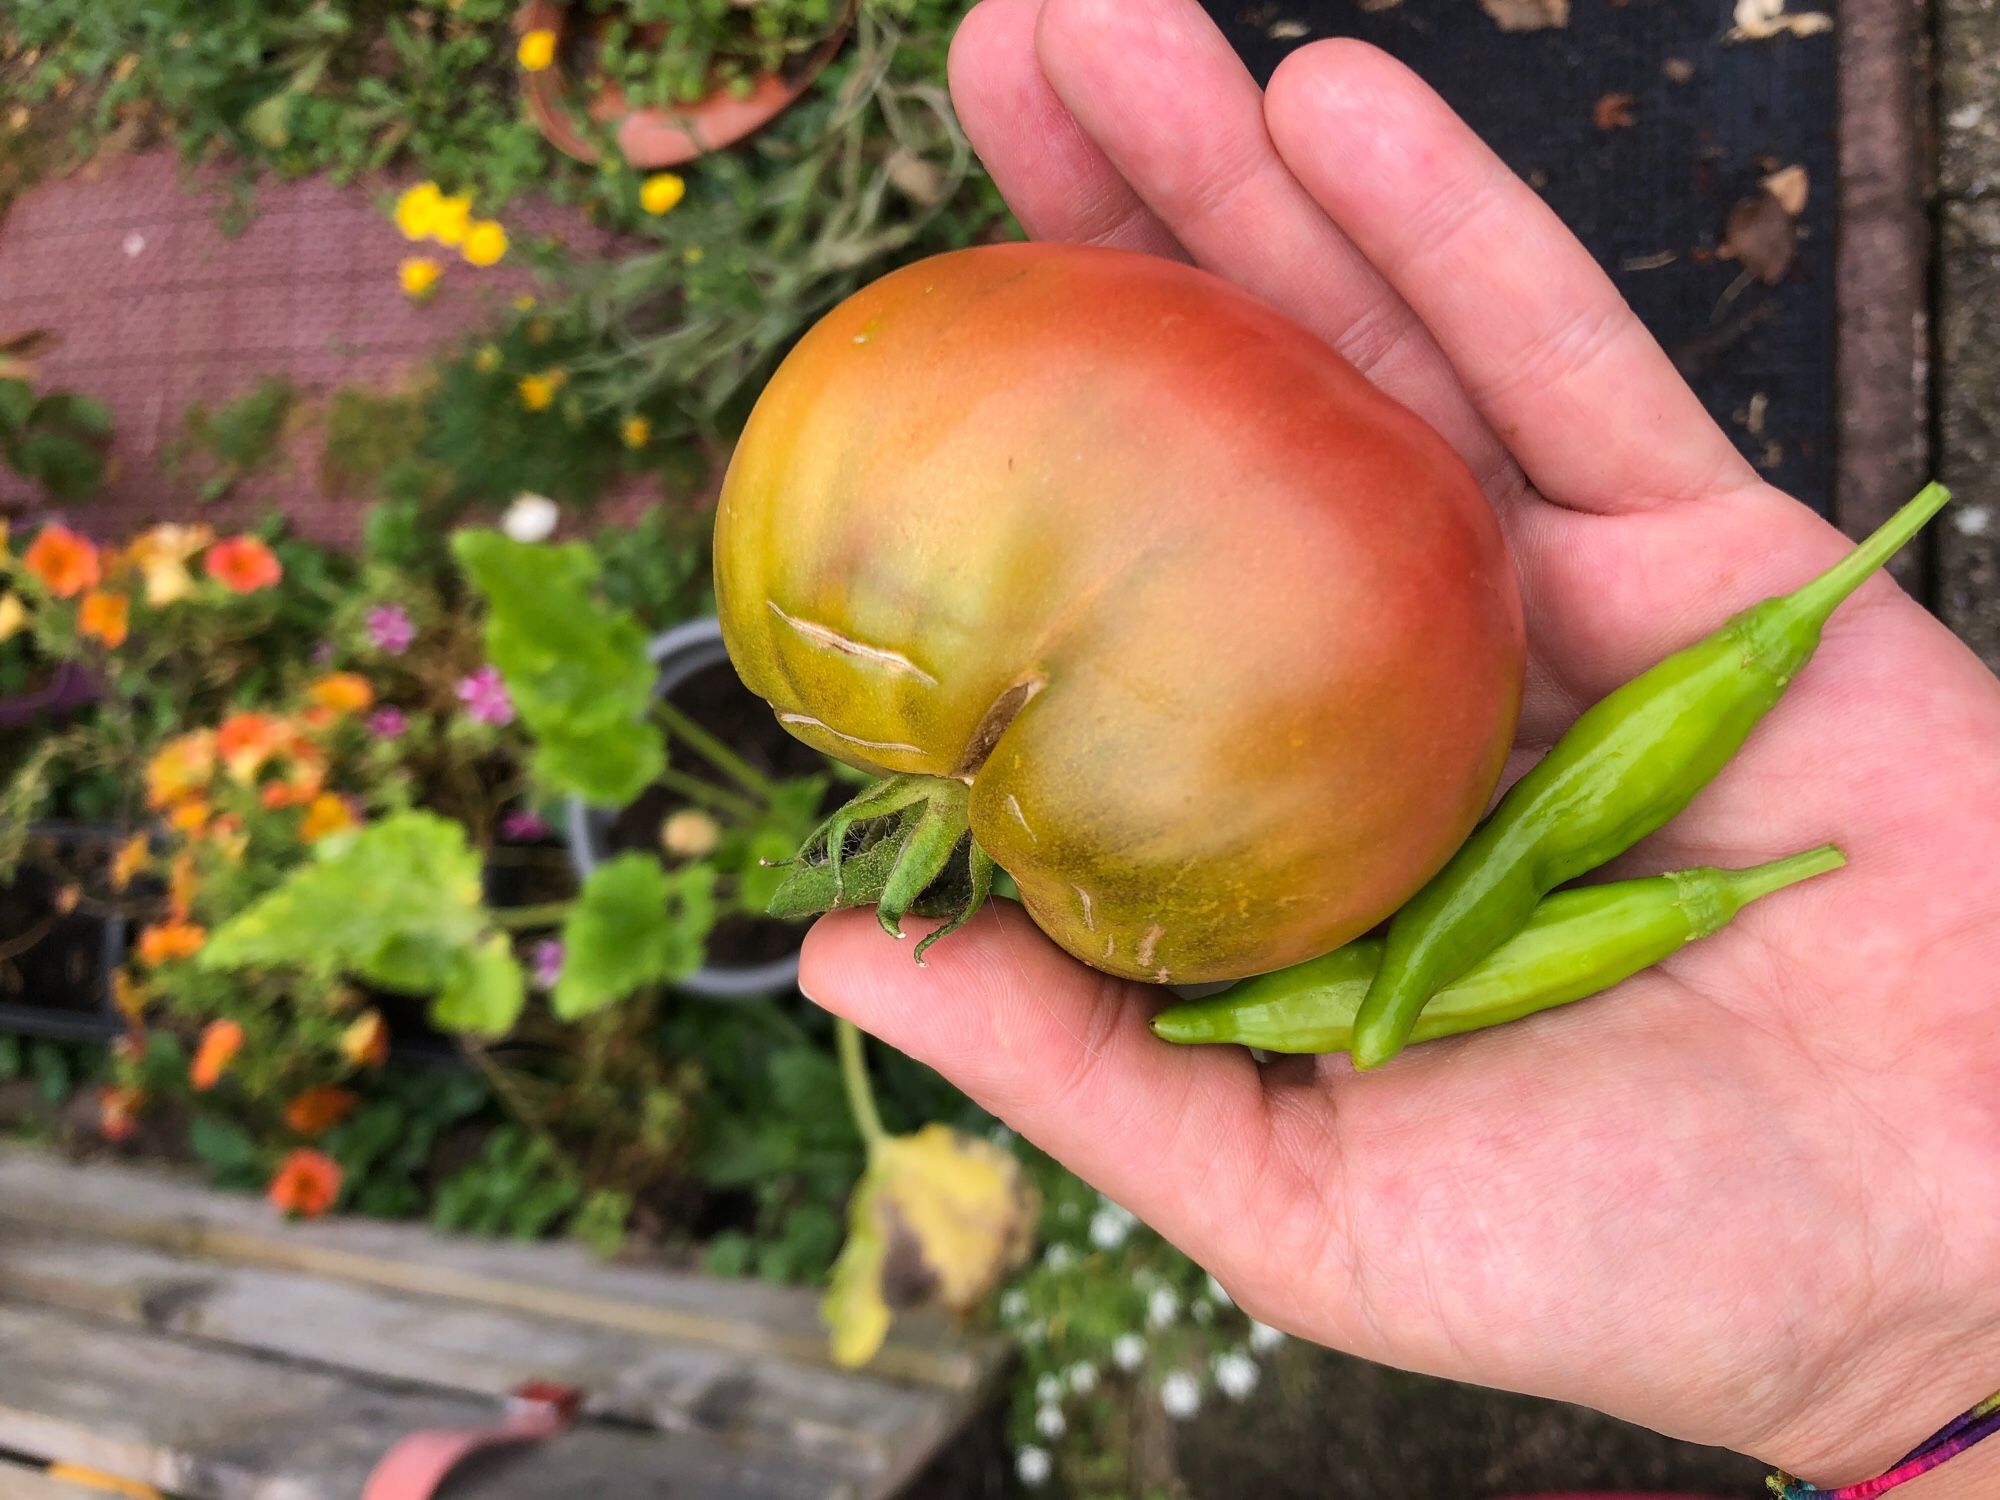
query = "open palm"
xmin=798 ymin=0 xmax=2000 ymax=1484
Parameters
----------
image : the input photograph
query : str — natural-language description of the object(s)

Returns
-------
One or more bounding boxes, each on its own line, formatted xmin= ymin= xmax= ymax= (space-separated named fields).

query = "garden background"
xmin=0 ymin=0 xmax=1975 ymax=1494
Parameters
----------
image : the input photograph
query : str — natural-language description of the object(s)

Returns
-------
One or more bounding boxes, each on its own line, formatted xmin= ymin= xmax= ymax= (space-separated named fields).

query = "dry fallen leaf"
xmin=1593 ymin=93 xmax=1637 ymax=130
xmin=1267 ymin=17 xmax=1312 ymax=36
xmin=1720 ymin=192 xmax=1796 ymax=284
xmin=1663 ymin=56 xmax=1696 ymax=83
xmin=1479 ymin=0 xmax=1570 ymax=31
xmin=1727 ymin=0 xmax=1833 ymax=41
xmin=1761 ymin=163 xmax=1809 ymax=217
xmin=824 ymin=1125 xmax=1038 ymax=1368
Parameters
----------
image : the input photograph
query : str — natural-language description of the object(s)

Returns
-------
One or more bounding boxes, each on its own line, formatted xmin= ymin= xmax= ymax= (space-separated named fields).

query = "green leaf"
xmin=202 ymin=810 xmax=492 ymax=1001
xmin=0 ymin=379 xmax=33 ymax=434
xmin=13 ymin=431 xmax=108 ymax=501
xmin=552 ymin=854 xmax=714 ymax=1020
xmin=431 ymin=930 xmax=527 ymax=1036
xmin=452 ymin=531 xmax=665 ymax=805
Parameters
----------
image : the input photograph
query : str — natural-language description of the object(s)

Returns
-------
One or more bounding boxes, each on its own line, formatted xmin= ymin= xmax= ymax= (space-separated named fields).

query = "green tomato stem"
xmin=836 ymin=1017 xmax=886 ymax=1150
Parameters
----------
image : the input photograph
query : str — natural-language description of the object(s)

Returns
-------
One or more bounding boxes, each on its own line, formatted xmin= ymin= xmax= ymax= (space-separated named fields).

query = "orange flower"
xmin=268 ymin=1148 xmax=343 ymax=1218
xmin=216 ymin=711 xmax=287 ymax=782
xmin=137 ymin=919 xmax=206 ymax=966
xmin=22 ymin=523 xmax=102 ymax=598
xmin=205 ymin=535 xmax=283 ymax=593
xmin=189 ymin=1018 xmax=244 ymax=1090
xmin=167 ymin=798 xmax=212 ymax=836
xmin=79 ymin=588 xmax=130 ymax=648
xmin=340 ymin=1010 xmax=390 ymax=1069
xmin=146 ymin=730 xmax=215 ymax=809
xmin=284 ymin=1086 xmax=358 ymax=1137
xmin=110 ymin=832 xmax=150 ymax=892
xmin=299 ymin=791 xmax=358 ymax=842
xmin=168 ymin=852 xmax=198 ymax=920
xmin=99 ymin=1086 xmax=144 ymax=1143
xmin=306 ymin=672 xmax=374 ymax=715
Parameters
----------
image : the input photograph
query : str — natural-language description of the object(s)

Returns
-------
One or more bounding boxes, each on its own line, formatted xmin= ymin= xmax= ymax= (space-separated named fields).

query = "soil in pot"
xmin=602 ymin=654 xmax=837 ymax=971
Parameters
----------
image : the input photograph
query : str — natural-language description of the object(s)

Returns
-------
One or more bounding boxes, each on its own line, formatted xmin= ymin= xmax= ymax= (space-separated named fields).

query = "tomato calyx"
xmin=767 ymin=773 xmax=997 ymax=964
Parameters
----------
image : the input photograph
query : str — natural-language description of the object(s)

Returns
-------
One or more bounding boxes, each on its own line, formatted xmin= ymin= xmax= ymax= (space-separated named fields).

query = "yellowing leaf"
xmin=824 ymin=1125 xmax=1037 ymax=1368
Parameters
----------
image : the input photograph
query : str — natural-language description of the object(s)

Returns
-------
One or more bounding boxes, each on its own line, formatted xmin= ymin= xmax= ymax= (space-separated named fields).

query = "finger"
xmin=799 ymin=902 xmax=1287 ymax=1259
xmin=948 ymin=0 xmax=1183 ymax=257
xmin=1264 ymin=40 xmax=1760 ymax=514
xmin=1032 ymin=0 xmax=1505 ymax=475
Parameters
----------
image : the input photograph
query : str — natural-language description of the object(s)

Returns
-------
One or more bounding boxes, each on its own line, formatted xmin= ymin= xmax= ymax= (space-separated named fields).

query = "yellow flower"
xmin=400 ymin=257 xmax=443 ymax=299
xmin=430 ymin=193 xmax=472 ymax=248
xmin=517 ymin=27 xmax=558 ymax=72
xmin=110 ymin=833 xmax=150 ymax=893
xmin=299 ymin=792 xmax=358 ymax=843
xmin=639 ymin=172 xmax=686 ymax=216
xmin=473 ymin=344 xmax=502 ymax=373
xmin=621 ymin=415 xmax=651 ymax=449
xmin=393 ymin=181 xmax=442 ymax=241
xmin=461 ymin=220 xmax=508 ymax=267
xmin=512 ymin=292 xmax=537 ymax=312
xmin=0 ymin=592 xmax=26 ymax=644
xmin=682 ymin=245 xmax=705 ymax=265
xmin=517 ymin=371 xmax=564 ymax=411
xmin=306 ymin=672 xmax=374 ymax=715
xmin=123 ymin=523 xmax=212 ymax=607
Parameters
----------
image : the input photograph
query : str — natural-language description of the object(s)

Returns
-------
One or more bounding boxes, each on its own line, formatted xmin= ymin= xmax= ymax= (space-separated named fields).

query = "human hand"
xmin=797 ymin=0 xmax=2000 ymax=1486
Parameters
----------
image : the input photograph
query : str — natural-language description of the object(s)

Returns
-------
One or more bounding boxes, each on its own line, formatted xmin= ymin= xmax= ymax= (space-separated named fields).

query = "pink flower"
xmin=530 ymin=939 xmax=564 ymax=990
xmin=367 ymin=706 xmax=409 ymax=739
xmin=365 ymin=604 xmax=415 ymax=655
xmin=501 ymin=809 xmax=551 ymax=841
xmin=456 ymin=666 xmax=514 ymax=726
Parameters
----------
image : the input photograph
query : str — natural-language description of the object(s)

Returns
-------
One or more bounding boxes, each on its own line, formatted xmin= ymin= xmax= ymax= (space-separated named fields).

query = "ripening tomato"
xmin=716 ymin=243 xmax=1523 ymax=984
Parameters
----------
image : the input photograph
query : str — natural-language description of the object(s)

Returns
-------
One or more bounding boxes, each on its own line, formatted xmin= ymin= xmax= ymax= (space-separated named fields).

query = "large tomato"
xmin=716 ymin=243 xmax=1523 ymax=984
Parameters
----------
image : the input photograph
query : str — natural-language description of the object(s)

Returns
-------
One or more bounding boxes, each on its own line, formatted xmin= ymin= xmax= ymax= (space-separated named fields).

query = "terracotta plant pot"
xmin=517 ymin=0 xmax=854 ymax=169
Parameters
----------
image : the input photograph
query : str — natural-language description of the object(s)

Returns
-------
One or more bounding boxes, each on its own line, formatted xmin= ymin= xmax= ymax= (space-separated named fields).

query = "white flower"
xmin=999 ymin=1289 xmax=1030 ymax=1324
xmin=1034 ymin=1374 xmax=1063 ymax=1405
xmin=988 ymin=1124 xmax=1015 ymax=1147
xmin=1035 ymin=1404 xmax=1067 ymax=1440
xmin=1248 ymin=1320 xmax=1286 ymax=1354
xmin=1191 ymin=1299 xmax=1214 ymax=1324
xmin=1021 ymin=1319 xmax=1047 ymax=1346
xmin=1159 ymin=1371 xmax=1202 ymax=1420
xmin=1058 ymin=1199 xmax=1079 ymax=1220
xmin=1146 ymin=1286 xmax=1180 ymax=1329
xmin=1066 ymin=1362 xmax=1099 ymax=1396
xmin=1112 ymin=1333 xmax=1147 ymax=1372
xmin=1213 ymin=1350 xmax=1259 ymax=1401
xmin=1015 ymin=1446 xmax=1053 ymax=1487
xmin=1088 ymin=1208 xmax=1131 ymax=1251
xmin=501 ymin=493 xmax=560 ymax=542
xmin=1205 ymin=1273 xmax=1232 ymax=1306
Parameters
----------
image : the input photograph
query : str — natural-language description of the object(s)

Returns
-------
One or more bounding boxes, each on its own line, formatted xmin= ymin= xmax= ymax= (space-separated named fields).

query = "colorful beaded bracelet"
xmin=1769 ymin=1391 xmax=2000 ymax=1500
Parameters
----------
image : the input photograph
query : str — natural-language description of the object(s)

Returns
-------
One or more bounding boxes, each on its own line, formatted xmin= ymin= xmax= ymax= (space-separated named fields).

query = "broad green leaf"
xmin=432 ymin=930 xmax=527 ymax=1037
xmin=552 ymin=854 xmax=715 ymax=1020
xmin=0 ymin=379 xmax=32 ymax=434
xmin=203 ymin=810 xmax=488 ymax=996
xmin=452 ymin=531 xmax=664 ymax=805
xmin=824 ymin=1125 xmax=1038 ymax=1368
xmin=13 ymin=431 xmax=108 ymax=502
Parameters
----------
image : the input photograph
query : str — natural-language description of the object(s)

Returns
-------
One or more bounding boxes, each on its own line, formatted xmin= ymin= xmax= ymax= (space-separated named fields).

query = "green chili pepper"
xmin=1350 ymin=481 xmax=1948 ymax=1071
xmin=1153 ymin=845 xmax=1843 ymax=1053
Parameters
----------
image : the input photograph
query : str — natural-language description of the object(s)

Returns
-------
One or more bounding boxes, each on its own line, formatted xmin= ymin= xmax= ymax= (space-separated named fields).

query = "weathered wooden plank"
xmin=0 ymin=1223 xmax=970 ymax=1500
xmin=0 ymin=1300 xmax=850 ymax=1500
xmin=0 ymin=1146 xmax=996 ymax=1391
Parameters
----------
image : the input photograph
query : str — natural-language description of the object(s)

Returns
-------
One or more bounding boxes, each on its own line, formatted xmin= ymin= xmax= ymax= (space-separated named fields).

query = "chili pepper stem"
xmin=1718 ymin=843 xmax=1846 ymax=906
xmin=1777 ymin=482 xmax=1949 ymax=632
